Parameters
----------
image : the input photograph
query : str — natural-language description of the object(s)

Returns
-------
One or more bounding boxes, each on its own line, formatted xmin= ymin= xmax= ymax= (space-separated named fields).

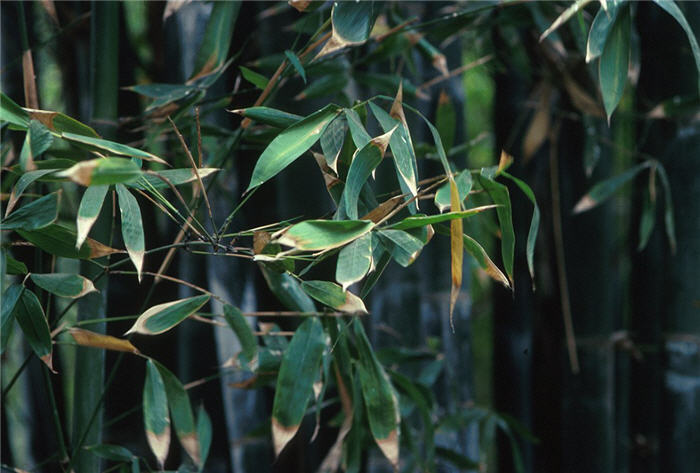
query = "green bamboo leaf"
xmin=317 ymin=1 xmax=377 ymax=57
xmin=599 ymin=6 xmax=631 ymax=120
xmin=336 ymin=233 xmax=372 ymax=291
xmin=153 ymin=360 xmax=200 ymax=465
xmin=30 ymin=273 xmax=97 ymax=299
xmin=377 ymin=229 xmax=425 ymax=267
xmin=344 ymin=108 xmax=372 ymax=148
xmin=652 ymin=0 xmax=700 ymax=94
xmin=320 ymin=114 xmax=347 ymax=172
xmin=125 ymin=295 xmax=210 ymax=336
xmin=56 ymin=158 xmax=142 ymax=186
xmin=285 ymin=49 xmax=307 ymax=83
xmin=76 ymin=185 xmax=109 ymax=249
xmin=19 ymin=119 xmax=54 ymax=170
xmin=273 ymin=219 xmax=374 ymax=251
xmin=143 ymin=359 xmax=171 ymax=469
xmin=5 ymin=169 xmax=57 ymax=215
xmin=655 ymin=162 xmax=677 ymax=252
xmin=115 ymin=184 xmax=145 ymax=281
xmin=400 ymin=101 xmax=452 ymax=175
xmin=197 ymin=405 xmax=212 ymax=472
xmin=229 ymin=107 xmax=301 ymax=129
xmin=17 ymin=224 xmax=122 ymax=260
xmin=638 ymin=187 xmax=656 ymax=251
xmin=573 ymin=161 xmax=651 ymax=213
xmin=464 ymin=233 xmax=511 ymax=289
xmin=502 ymin=172 xmax=541 ymax=285
xmin=389 ymin=205 xmax=498 ymax=231
xmin=301 ymin=280 xmax=367 ymax=313
xmin=353 ymin=318 xmax=400 ymax=468
xmin=61 ymin=132 xmax=167 ymax=165
xmin=271 ymin=317 xmax=326 ymax=456
xmin=586 ymin=2 xmax=623 ymax=63
xmin=434 ymin=170 xmax=473 ymax=213
xmin=129 ymin=168 xmax=218 ymax=190
xmin=223 ymin=304 xmax=257 ymax=367
xmin=5 ymin=253 xmax=27 ymax=275
xmin=246 ymin=105 xmax=341 ymax=191
xmin=477 ymin=174 xmax=515 ymax=287
xmin=0 ymin=92 xmax=30 ymax=128
xmin=539 ymin=0 xmax=594 ymax=41
xmin=126 ymin=83 xmax=196 ymax=100
xmin=1 ymin=284 xmax=23 ymax=354
xmin=1 ymin=192 xmax=59 ymax=231
xmin=260 ymin=267 xmax=317 ymax=312
xmin=239 ymin=66 xmax=269 ymax=90
xmin=85 ymin=444 xmax=136 ymax=463
xmin=14 ymin=288 xmax=54 ymax=371
xmin=25 ymin=108 xmax=99 ymax=137
xmin=191 ymin=1 xmax=241 ymax=79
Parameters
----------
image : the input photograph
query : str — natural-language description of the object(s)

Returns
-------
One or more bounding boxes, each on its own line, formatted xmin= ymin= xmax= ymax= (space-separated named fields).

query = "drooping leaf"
xmin=343 ymin=128 xmax=395 ymax=219
xmin=229 ymin=107 xmax=301 ymax=129
xmin=463 ymin=232 xmax=511 ymax=289
xmin=317 ymin=1 xmax=378 ymax=57
xmin=68 ymin=328 xmax=140 ymax=354
xmin=1 ymin=284 xmax=23 ymax=354
xmin=377 ymin=229 xmax=425 ymax=267
xmin=56 ymin=158 xmax=142 ymax=186
xmin=246 ymin=105 xmax=341 ymax=191
xmin=125 ymin=295 xmax=210 ymax=336
xmin=599 ymin=6 xmax=631 ymax=120
xmin=638 ymin=186 xmax=656 ymax=251
xmin=19 ymin=119 xmax=54 ymax=171
xmin=336 ymin=233 xmax=372 ymax=291
xmin=5 ymin=169 xmax=57 ymax=215
xmin=30 ymin=273 xmax=97 ymax=299
xmin=76 ymin=185 xmax=109 ymax=249
xmin=434 ymin=171 xmax=473 ymax=213
xmin=61 ymin=132 xmax=167 ymax=165
xmin=449 ymin=179 xmax=463 ymax=331
xmin=25 ymin=108 xmax=99 ymax=136
xmin=477 ymin=174 xmax=515 ymax=287
xmin=239 ymin=66 xmax=269 ymax=90
xmin=390 ymin=205 xmax=498 ymax=231
xmin=223 ymin=304 xmax=258 ymax=367
xmin=320 ymin=114 xmax=347 ymax=172
xmin=196 ymin=405 xmax=213 ymax=472
xmin=502 ymin=172 xmax=541 ymax=285
xmin=1 ymin=192 xmax=59 ymax=231
xmin=655 ymin=162 xmax=677 ymax=253
xmin=116 ymin=184 xmax=145 ymax=281
xmin=274 ymin=219 xmax=374 ymax=251
xmin=573 ymin=161 xmax=651 ymax=213
xmin=353 ymin=319 xmax=400 ymax=468
xmin=271 ymin=317 xmax=326 ymax=456
xmin=301 ymin=280 xmax=367 ymax=313
xmin=190 ymin=1 xmax=241 ymax=79
xmin=17 ymin=224 xmax=122 ymax=260
xmin=0 ymin=92 xmax=30 ymax=128
xmin=143 ymin=359 xmax=171 ymax=469
xmin=344 ymin=107 xmax=372 ymax=148
xmin=586 ymin=2 xmax=623 ymax=62
xmin=13 ymin=288 xmax=53 ymax=371
xmin=284 ymin=49 xmax=307 ymax=83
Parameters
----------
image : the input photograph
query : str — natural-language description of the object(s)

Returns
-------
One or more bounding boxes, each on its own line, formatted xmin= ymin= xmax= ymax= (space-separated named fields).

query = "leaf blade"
xmin=125 ymin=295 xmax=210 ymax=336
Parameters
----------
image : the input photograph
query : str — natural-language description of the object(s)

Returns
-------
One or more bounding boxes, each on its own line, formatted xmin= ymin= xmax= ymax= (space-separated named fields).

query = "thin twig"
xmin=109 ymin=270 xmax=227 ymax=304
xmin=242 ymin=311 xmax=365 ymax=317
xmin=417 ymin=55 xmax=493 ymax=92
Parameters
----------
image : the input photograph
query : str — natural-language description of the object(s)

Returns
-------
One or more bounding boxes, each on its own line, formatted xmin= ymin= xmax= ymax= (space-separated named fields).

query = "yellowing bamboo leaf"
xmin=125 ymin=295 xmax=210 ymax=336
xmin=449 ymin=179 xmax=463 ymax=332
xmin=69 ymin=328 xmax=139 ymax=354
xmin=523 ymin=84 xmax=551 ymax=161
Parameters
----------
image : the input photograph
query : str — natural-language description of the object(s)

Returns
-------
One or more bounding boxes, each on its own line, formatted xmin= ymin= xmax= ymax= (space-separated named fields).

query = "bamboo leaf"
xmin=61 ymin=132 xmax=167 ymax=165
xmin=390 ymin=205 xmax=498 ymax=231
xmin=13 ymin=288 xmax=54 ymax=371
xmin=477 ymin=174 xmax=515 ymax=287
xmin=116 ymin=184 xmax=145 ymax=281
xmin=1 ymin=284 xmax=23 ymax=354
xmin=68 ymin=328 xmax=140 ymax=354
xmin=0 ymin=92 xmax=30 ymax=128
xmin=239 ymin=66 xmax=269 ymax=90
xmin=30 ymin=273 xmax=97 ymax=299
xmin=449 ymin=179 xmax=463 ymax=331
xmin=125 ymin=295 xmax=210 ymax=336
xmin=320 ymin=114 xmax=346 ymax=173
xmin=1 ymin=192 xmax=59 ymax=231
xmin=301 ymin=280 xmax=367 ymax=313
xmin=343 ymin=127 xmax=395 ymax=219
xmin=434 ymin=170 xmax=473 ymax=213
xmin=76 ymin=185 xmax=109 ymax=249
xmin=17 ymin=224 xmax=123 ymax=259
xmin=5 ymin=253 xmax=28 ymax=275
xmin=573 ymin=161 xmax=651 ymax=213
xmin=26 ymin=108 xmax=99 ymax=136
xmin=229 ymin=107 xmax=301 ymax=129
xmin=246 ymin=105 xmax=341 ymax=191
xmin=56 ymin=158 xmax=142 ymax=186
xmin=353 ymin=319 xmax=399 ymax=468
xmin=5 ymin=169 xmax=57 ymax=216
xmin=377 ymin=229 xmax=425 ymax=267
xmin=336 ymin=233 xmax=372 ymax=291
xmin=153 ymin=360 xmax=200 ymax=465
xmin=197 ymin=405 xmax=212 ymax=472
xmin=463 ymin=232 xmax=511 ymax=289
xmin=599 ymin=6 xmax=631 ymax=120
xmin=502 ymin=172 xmax=541 ymax=285
xmin=539 ymin=0 xmax=594 ymax=41
xmin=223 ymin=304 xmax=258 ymax=367
xmin=191 ymin=1 xmax=241 ymax=79
xmin=317 ymin=1 xmax=377 ymax=58
xmin=19 ymin=119 xmax=54 ymax=171
xmin=271 ymin=317 xmax=326 ymax=456
xmin=129 ymin=168 xmax=219 ymax=190
xmin=655 ymin=162 xmax=677 ymax=252
xmin=273 ymin=219 xmax=374 ymax=251
xmin=522 ymin=83 xmax=551 ymax=160
xmin=284 ymin=49 xmax=307 ymax=83
xmin=586 ymin=2 xmax=623 ymax=63
xmin=144 ymin=359 xmax=171 ymax=469
xmin=85 ymin=444 xmax=135 ymax=463
xmin=260 ymin=267 xmax=317 ymax=312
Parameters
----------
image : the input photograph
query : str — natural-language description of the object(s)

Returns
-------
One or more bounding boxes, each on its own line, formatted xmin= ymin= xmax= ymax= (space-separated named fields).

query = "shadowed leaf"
xmin=599 ymin=6 xmax=630 ymax=120
xmin=390 ymin=205 xmax=498 ymax=230
xmin=285 ymin=49 xmax=306 ymax=83
xmin=573 ymin=161 xmax=651 ymax=213
xmin=85 ymin=444 xmax=135 ymax=463
xmin=435 ymin=171 xmax=472 ymax=213
xmin=477 ymin=174 xmax=515 ymax=287
xmin=190 ymin=1 xmax=241 ymax=80
xmin=539 ymin=0 xmax=593 ymax=41
xmin=17 ymin=224 xmax=123 ymax=259
xmin=14 ymin=288 xmax=54 ymax=371
xmin=1 ymin=284 xmax=23 ymax=354
xmin=144 ymin=359 xmax=171 ymax=468
xmin=5 ymin=169 xmax=57 ymax=216
xmin=502 ymin=172 xmax=540 ymax=286
xmin=129 ymin=168 xmax=218 ymax=190
xmin=239 ymin=66 xmax=269 ymax=90
xmin=223 ymin=304 xmax=258 ymax=367
xmin=1 ymin=192 xmax=59 ymax=231
xmin=229 ymin=107 xmax=301 ymax=129
xmin=586 ymin=2 xmax=623 ymax=63
xmin=126 ymin=295 xmax=210 ymax=336
xmin=197 ymin=405 xmax=212 ymax=471
xmin=377 ymin=229 xmax=425 ymax=267
xmin=19 ymin=119 xmax=53 ymax=171
xmin=301 ymin=280 xmax=367 ymax=313
xmin=336 ymin=233 xmax=372 ymax=291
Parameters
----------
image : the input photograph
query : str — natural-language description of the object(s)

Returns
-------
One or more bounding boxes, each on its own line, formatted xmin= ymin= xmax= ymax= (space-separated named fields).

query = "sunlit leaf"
xmin=68 ymin=328 xmax=139 ymax=354
xmin=229 ymin=106 xmax=301 ymax=129
xmin=301 ymin=280 xmax=367 ymax=313
xmin=13 ymin=288 xmax=54 ymax=371
xmin=76 ymin=185 xmax=109 ymax=249
xmin=502 ymin=172 xmax=540 ymax=286
xmin=1 ymin=284 xmax=23 ymax=354
xmin=115 ymin=184 xmax=145 ymax=281
xmin=477 ymin=174 xmax=515 ymax=287
xmin=434 ymin=171 xmax=473 ymax=213
xmin=17 ymin=224 xmax=123 ymax=260
xmin=56 ymin=158 xmax=142 ymax=186
xmin=223 ymin=304 xmax=257 ymax=367
xmin=274 ymin=219 xmax=374 ymax=251
xmin=61 ymin=132 xmax=167 ymax=165
xmin=125 ymin=295 xmax=210 ymax=336
xmin=129 ymin=168 xmax=218 ymax=190
xmin=336 ymin=233 xmax=372 ymax=291
xmin=239 ymin=66 xmax=269 ymax=90
xmin=599 ymin=6 xmax=631 ymax=120
xmin=0 ymin=92 xmax=30 ymax=128
xmin=190 ymin=1 xmax=241 ymax=79
xmin=573 ymin=161 xmax=651 ymax=213
xmin=652 ymin=0 xmax=700 ymax=94
xmin=144 ymin=359 xmax=171 ymax=469
xmin=377 ymin=229 xmax=425 ymax=267
xmin=1 ymin=192 xmax=59 ymax=231
xmin=30 ymin=273 xmax=96 ymax=299
xmin=247 ymin=105 xmax=341 ymax=191
xmin=271 ymin=317 xmax=326 ymax=455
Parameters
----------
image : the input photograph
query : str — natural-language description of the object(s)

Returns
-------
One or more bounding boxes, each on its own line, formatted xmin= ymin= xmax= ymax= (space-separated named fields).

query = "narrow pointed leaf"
xmin=56 ymin=158 xmax=142 ymax=186
xmin=125 ymin=295 xmax=210 ymax=336
xmin=223 ymin=304 xmax=257 ymax=367
xmin=301 ymin=280 xmax=367 ymax=313
xmin=317 ymin=1 xmax=377 ymax=57
xmin=274 ymin=219 xmax=374 ymax=251
xmin=230 ymin=107 xmax=301 ymax=129
xmin=599 ymin=6 xmax=630 ymax=120
xmin=68 ymin=328 xmax=139 ymax=354
xmin=260 ymin=266 xmax=317 ymax=312
xmin=144 ymin=359 xmax=171 ymax=468
xmin=190 ymin=1 xmax=241 ymax=79
xmin=655 ymin=162 xmax=677 ymax=252
xmin=247 ymin=105 xmax=340 ymax=191
xmin=197 ymin=405 xmax=213 ymax=471
xmin=377 ymin=229 xmax=425 ymax=267
xmin=239 ymin=66 xmax=269 ymax=89
xmin=25 ymin=108 xmax=99 ymax=136
xmin=390 ymin=205 xmax=498 ymax=230
xmin=449 ymin=179 xmax=463 ymax=330
xmin=434 ymin=171 xmax=473 ymax=213
xmin=271 ymin=317 xmax=326 ymax=455
xmin=5 ymin=169 xmax=57 ymax=216
xmin=13 ymin=288 xmax=53 ymax=371
xmin=336 ymin=233 xmax=372 ymax=291
xmin=344 ymin=108 xmax=372 ymax=148
xmin=20 ymin=119 xmax=54 ymax=170
xmin=284 ymin=49 xmax=307 ymax=83
xmin=586 ymin=2 xmax=622 ymax=62
xmin=0 ymin=92 xmax=30 ymax=128
xmin=652 ymin=0 xmax=700 ymax=94
xmin=76 ymin=185 xmax=109 ymax=249
xmin=85 ymin=444 xmax=135 ymax=463
xmin=477 ymin=174 xmax=515 ymax=287
xmin=502 ymin=172 xmax=540 ymax=285
xmin=539 ymin=0 xmax=593 ymax=41
xmin=638 ymin=187 xmax=656 ymax=251
xmin=462 ymin=232 xmax=510 ymax=289
xmin=573 ymin=161 xmax=651 ymax=213
xmin=320 ymin=114 xmax=346 ymax=172
xmin=17 ymin=224 xmax=123 ymax=259
xmin=61 ymin=132 xmax=167 ymax=165
xmin=30 ymin=273 xmax=97 ymax=298
xmin=5 ymin=253 xmax=28 ymax=275
xmin=116 ymin=184 xmax=145 ymax=281
xmin=1 ymin=284 xmax=23 ymax=354
xmin=1 ymin=192 xmax=59 ymax=231
xmin=129 ymin=168 xmax=218 ymax=190
xmin=353 ymin=319 xmax=400 ymax=468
